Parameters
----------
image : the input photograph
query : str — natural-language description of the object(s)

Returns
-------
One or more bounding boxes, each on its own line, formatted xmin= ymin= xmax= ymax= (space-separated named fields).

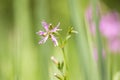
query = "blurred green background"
xmin=0 ymin=0 xmax=120 ymax=80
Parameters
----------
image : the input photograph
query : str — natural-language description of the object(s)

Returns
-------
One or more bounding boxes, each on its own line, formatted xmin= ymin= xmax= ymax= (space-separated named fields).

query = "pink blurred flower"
xmin=100 ymin=12 xmax=120 ymax=53
xmin=108 ymin=38 xmax=120 ymax=53
xmin=37 ymin=21 xmax=61 ymax=46
xmin=100 ymin=12 xmax=120 ymax=39
xmin=86 ymin=8 xmax=120 ymax=53
xmin=85 ymin=6 xmax=120 ymax=38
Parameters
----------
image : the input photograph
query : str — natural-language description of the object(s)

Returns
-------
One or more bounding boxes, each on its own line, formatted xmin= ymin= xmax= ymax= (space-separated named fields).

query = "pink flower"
xmin=86 ymin=6 xmax=120 ymax=53
xmin=100 ymin=12 xmax=120 ymax=39
xmin=37 ymin=21 xmax=61 ymax=47
xmin=108 ymin=38 xmax=120 ymax=53
xmin=85 ymin=6 xmax=120 ymax=38
xmin=99 ymin=12 xmax=120 ymax=53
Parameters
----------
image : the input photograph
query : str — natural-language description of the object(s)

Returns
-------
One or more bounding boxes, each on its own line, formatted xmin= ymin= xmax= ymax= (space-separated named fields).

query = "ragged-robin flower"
xmin=36 ymin=21 xmax=61 ymax=46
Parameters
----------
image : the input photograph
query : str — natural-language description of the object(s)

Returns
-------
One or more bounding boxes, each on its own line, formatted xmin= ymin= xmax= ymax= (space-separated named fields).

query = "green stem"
xmin=110 ymin=54 xmax=113 ymax=80
xmin=91 ymin=1 xmax=106 ymax=80
xmin=61 ymin=47 xmax=68 ymax=80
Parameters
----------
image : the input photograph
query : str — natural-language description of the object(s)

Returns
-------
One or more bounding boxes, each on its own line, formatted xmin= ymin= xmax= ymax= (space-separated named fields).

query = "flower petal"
xmin=56 ymin=22 xmax=60 ymax=28
xmin=41 ymin=21 xmax=49 ymax=31
xmin=51 ymin=22 xmax=61 ymax=32
xmin=39 ymin=35 xmax=49 ymax=44
xmin=36 ymin=31 xmax=46 ymax=36
xmin=50 ymin=34 xmax=58 ymax=46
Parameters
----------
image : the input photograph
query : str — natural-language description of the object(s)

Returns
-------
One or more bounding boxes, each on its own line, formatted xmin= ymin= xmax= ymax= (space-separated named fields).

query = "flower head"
xmin=37 ymin=21 xmax=61 ymax=46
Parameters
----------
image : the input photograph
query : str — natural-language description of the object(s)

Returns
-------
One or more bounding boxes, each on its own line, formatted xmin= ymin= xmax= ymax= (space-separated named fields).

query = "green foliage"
xmin=1 ymin=0 xmax=120 ymax=80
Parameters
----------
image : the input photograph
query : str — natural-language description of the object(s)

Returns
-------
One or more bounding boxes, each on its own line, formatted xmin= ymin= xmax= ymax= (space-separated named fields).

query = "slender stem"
xmin=110 ymin=54 xmax=113 ymax=80
xmin=91 ymin=1 xmax=106 ymax=79
xmin=61 ymin=47 xmax=68 ymax=80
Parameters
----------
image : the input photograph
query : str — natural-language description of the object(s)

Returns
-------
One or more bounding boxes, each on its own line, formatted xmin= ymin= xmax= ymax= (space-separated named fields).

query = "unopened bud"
xmin=71 ymin=30 xmax=78 ymax=34
xmin=68 ymin=27 xmax=78 ymax=34
xmin=49 ymin=24 xmax=53 ymax=29
xmin=66 ymin=35 xmax=71 ymax=40
xmin=54 ymin=73 xmax=62 ymax=80
xmin=51 ymin=56 xmax=59 ymax=65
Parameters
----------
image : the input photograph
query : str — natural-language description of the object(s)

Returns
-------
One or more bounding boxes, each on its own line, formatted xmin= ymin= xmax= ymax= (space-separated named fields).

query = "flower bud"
xmin=51 ymin=56 xmax=59 ymax=65
xmin=54 ymin=73 xmax=63 ymax=80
